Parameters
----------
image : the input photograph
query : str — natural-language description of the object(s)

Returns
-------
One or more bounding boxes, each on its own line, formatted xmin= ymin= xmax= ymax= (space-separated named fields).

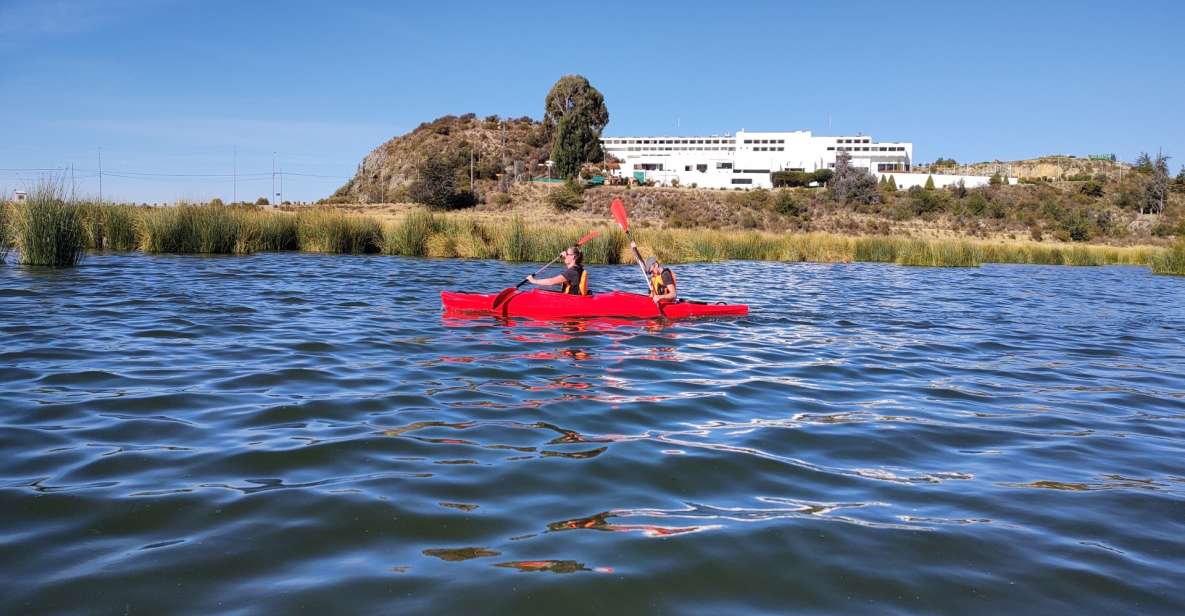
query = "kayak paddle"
xmin=610 ymin=197 xmax=665 ymax=317
xmin=490 ymin=229 xmax=600 ymax=310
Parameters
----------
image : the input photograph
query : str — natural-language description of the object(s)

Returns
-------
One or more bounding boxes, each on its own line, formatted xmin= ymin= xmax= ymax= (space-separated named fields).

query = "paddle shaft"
xmin=625 ymin=231 xmax=650 ymax=287
xmin=516 ymin=253 xmax=564 ymax=289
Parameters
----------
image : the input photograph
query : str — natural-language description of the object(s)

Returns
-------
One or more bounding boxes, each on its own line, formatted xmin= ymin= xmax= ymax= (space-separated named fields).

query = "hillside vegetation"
xmin=330 ymin=113 xmax=550 ymax=204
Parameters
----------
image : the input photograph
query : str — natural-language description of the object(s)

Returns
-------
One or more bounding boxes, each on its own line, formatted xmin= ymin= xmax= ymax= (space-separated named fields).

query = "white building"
xmin=602 ymin=130 xmax=1007 ymax=190
xmin=602 ymin=130 xmax=913 ymax=189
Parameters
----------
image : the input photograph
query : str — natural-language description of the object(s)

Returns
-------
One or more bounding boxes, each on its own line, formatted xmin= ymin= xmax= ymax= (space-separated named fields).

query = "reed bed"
xmin=4 ymin=198 xmax=1177 ymax=273
xmin=10 ymin=183 xmax=86 ymax=266
xmin=1149 ymin=240 xmax=1185 ymax=276
xmin=139 ymin=203 xmax=257 ymax=254
xmin=0 ymin=199 xmax=10 ymax=259
xmin=381 ymin=209 xmax=441 ymax=257
xmin=296 ymin=207 xmax=380 ymax=254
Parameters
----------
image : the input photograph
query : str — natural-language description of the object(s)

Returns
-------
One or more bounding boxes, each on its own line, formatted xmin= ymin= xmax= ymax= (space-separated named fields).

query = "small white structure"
xmin=13 ymin=190 xmax=27 ymax=202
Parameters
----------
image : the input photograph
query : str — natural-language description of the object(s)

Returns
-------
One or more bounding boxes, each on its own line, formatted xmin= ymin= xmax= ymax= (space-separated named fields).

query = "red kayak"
xmin=441 ymin=289 xmax=748 ymax=320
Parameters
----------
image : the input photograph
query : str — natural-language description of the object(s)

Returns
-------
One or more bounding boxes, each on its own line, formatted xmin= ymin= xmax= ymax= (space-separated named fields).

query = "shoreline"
xmin=3 ymin=199 xmax=1180 ymax=273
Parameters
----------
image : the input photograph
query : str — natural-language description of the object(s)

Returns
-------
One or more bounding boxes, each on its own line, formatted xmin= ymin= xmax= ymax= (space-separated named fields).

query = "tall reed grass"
xmin=296 ymin=207 xmax=380 ymax=253
xmin=10 ymin=183 xmax=86 ymax=266
xmin=4 ymin=196 xmax=1176 ymax=273
xmin=1149 ymin=240 xmax=1185 ymax=276
xmin=139 ymin=203 xmax=256 ymax=254
xmin=0 ymin=199 xmax=10 ymax=260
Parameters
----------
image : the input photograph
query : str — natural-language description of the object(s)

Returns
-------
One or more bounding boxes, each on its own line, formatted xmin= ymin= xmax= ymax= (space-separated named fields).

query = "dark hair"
xmin=566 ymin=245 xmax=584 ymax=266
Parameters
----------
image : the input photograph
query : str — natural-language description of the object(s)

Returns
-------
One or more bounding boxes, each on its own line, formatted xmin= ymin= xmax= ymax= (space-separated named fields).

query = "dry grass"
xmin=6 ymin=197 xmax=1175 ymax=274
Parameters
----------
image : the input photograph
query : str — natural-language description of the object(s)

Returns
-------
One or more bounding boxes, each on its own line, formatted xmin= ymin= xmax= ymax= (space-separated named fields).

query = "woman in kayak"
xmin=647 ymin=257 xmax=677 ymax=305
xmin=527 ymin=245 xmax=589 ymax=295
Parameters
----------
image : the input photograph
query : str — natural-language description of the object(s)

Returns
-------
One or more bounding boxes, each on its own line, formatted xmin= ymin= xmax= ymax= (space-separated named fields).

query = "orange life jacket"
xmin=562 ymin=268 xmax=589 ymax=296
xmin=650 ymin=268 xmax=676 ymax=296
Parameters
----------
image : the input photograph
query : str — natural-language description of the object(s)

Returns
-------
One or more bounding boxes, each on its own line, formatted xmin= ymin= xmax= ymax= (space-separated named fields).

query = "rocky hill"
xmin=920 ymin=155 xmax=1131 ymax=181
xmin=330 ymin=114 xmax=550 ymax=203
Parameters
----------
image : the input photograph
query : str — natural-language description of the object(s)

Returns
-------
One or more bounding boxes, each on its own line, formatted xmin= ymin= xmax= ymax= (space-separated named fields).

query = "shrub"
xmin=255 ymin=197 xmax=269 ymax=206
xmin=545 ymin=180 xmax=584 ymax=212
xmin=491 ymin=192 xmax=513 ymax=206
xmin=773 ymin=190 xmax=806 ymax=217
xmin=1080 ymin=180 xmax=1105 ymax=197
xmin=209 ymin=197 xmax=225 ymax=207
xmin=924 ymin=175 xmax=936 ymax=190
xmin=906 ymin=186 xmax=948 ymax=215
xmin=772 ymin=170 xmax=813 ymax=188
xmin=11 ymin=182 xmax=86 ymax=266
xmin=408 ymin=157 xmax=477 ymax=210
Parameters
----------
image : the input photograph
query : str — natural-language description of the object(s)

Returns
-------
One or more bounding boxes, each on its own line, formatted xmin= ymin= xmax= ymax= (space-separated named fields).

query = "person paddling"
xmin=646 ymin=257 xmax=677 ymax=305
xmin=527 ymin=245 xmax=589 ymax=295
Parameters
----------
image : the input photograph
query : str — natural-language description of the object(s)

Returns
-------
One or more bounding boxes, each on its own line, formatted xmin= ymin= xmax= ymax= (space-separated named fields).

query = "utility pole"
xmin=271 ymin=152 xmax=276 ymax=205
xmin=279 ymin=168 xmax=283 ymax=205
xmin=98 ymin=147 xmax=103 ymax=202
xmin=233 ymin=146 xmax=238 ymax=204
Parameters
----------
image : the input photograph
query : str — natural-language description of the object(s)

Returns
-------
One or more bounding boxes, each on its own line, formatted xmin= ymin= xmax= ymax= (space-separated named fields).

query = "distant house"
xmin=13 ymin=190 xmax=27 ymax=202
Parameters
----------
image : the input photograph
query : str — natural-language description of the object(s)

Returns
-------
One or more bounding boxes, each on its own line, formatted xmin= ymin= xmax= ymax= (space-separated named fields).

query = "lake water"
xmin=2 ymin=253 xmax=1184 ymax=614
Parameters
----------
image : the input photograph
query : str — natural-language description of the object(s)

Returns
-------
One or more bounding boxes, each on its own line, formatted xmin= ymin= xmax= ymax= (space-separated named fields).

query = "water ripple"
xmin=1 ymin=254 xmax=1183 ymax=613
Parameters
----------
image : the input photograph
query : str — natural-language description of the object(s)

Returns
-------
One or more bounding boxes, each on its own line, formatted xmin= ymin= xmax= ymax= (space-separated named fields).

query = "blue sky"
xmin=2 ymin=0 xmax=1182 ymax=202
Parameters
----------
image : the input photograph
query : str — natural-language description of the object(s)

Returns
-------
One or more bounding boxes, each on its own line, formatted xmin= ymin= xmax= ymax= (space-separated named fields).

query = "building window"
xmin=731 ymin=178 xmax=752 ymax=185
xmin=827 ymin=146 xmax=835 ymax=151
xmin=717 ymin=162 xmax=733 ymax=169
xmin=697 ymin=164 xmax=708 ymax=172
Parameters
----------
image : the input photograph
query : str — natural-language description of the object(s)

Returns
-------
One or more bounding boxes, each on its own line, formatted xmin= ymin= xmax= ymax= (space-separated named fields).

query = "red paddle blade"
xmin=610 ymin=197 xmax=629 ymax=232
xmin=490 ymin=287 xmax=517 ymax=310
xmin=576 ymin=230 xmax=599 ymax=246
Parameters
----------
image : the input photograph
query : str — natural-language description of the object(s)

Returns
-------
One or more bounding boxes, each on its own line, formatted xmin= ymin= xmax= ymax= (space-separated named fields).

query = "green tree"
xmin=924 ymin=175 xmax=936 ymax=191
xmin=408 ymin=157 xmax=477 ymax=210
xmin=1134 ymin=152 xmax=1154 ymax=174
xmin=544 ymin=75 xmax=609 ymax=166
xmin=989 ymin=173 xmax=1004 ymax=186
xmin=551 ymin=114 xmax=594 ymax=179
xmin=1144 ymin=152 xmax=1171 ymax=214
xmin=886 ymin=175 xmax=897 ymax=192
xmin=812 ymin=169 xmax=834 ymax=186
xmin=829 ymin=151 xmax=880 ymax=205
xmin=1175 ymin=167 xmax=1185 ymax=192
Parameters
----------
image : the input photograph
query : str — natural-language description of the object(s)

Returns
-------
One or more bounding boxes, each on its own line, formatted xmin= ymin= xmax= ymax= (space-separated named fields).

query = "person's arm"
xmin=527 ymin=273 xmax=567 ymax=286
